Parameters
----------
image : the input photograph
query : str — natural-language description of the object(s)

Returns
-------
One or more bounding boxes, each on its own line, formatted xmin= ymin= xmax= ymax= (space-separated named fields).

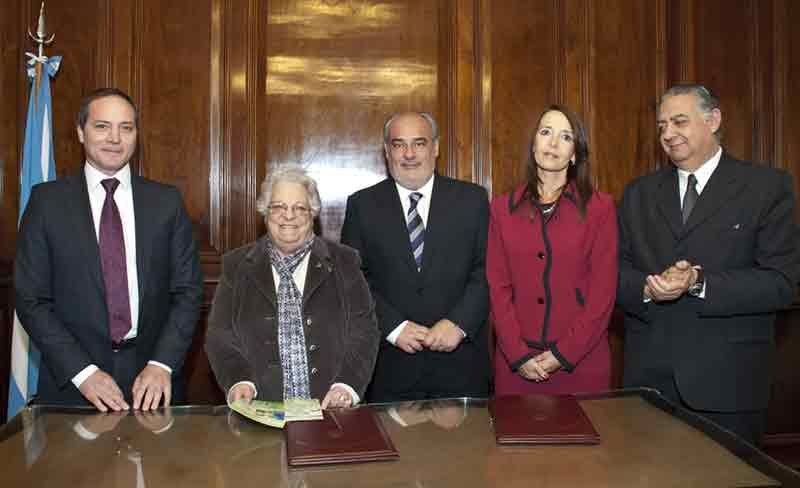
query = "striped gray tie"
xmin=408 ymin=192 xmax=425 ymax=271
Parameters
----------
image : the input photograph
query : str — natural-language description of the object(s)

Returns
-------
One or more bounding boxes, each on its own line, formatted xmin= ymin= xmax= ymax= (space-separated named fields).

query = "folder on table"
xmin=490 ymin=394 xmax=600 ymax=445
xmin=285 ymin=406 xmax=399 ymax=466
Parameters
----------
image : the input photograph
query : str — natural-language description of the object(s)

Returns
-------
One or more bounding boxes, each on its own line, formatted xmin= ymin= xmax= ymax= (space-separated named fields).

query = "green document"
xmin=230 ymin=398 xmax=323 ymax=428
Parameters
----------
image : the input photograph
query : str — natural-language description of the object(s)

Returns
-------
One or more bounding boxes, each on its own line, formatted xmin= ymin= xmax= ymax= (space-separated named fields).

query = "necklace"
xmin=538 ymin=184 xmax=565 ymax=204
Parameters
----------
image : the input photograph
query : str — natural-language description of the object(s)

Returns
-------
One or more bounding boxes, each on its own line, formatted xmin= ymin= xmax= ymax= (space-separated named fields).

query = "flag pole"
xmin=9 ymin=0 xmax=61 ymax=422
xmin=27 ymin=2 xmax=55 ymax=106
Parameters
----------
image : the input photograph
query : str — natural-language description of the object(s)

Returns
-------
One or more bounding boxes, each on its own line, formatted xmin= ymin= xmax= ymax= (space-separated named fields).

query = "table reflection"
xmin=0 ymin=391 xmax=797 ymax=488
xmin=385 ymin=399 xmax=468 ymax=430
xmin=2 ymin=407 xmax=204 ymax=488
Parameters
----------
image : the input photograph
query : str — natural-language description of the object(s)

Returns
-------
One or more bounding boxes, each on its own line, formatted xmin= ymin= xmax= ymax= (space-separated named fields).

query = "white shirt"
xmin=644 ymin=147 xmax=722 ymax=303
xmin=72 ymin=163 xmax=171 ymax=389
xmin=85 ymin=163 xmax=140 ymax=335
xmin=386 ymin=175 xmax=463 ymax=344
xmin=228 ymin=250 xmax=359 ymax=405
xmin=677 ymin=147 xmax=722 ymax=203
xmin=677 ymin=147 xmax=721 ymax=299
xmin=395 ymin=175 xmax=435 ymax=228
xmin=386 ymin=175 xmax=435 ymax=345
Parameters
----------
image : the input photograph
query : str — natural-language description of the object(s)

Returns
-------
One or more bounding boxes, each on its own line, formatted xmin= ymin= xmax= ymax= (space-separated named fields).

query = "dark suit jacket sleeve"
xmin=149 ymin=190 xmax=204 ymax=370
xmin=332 ymin=248 xmax=380 ymax=397
xmin=702 ymin=170 xmax=800 ymax=316
xmin=443 ymin=186 xmax=490 ymax=338
xmin=341 ymin=194 xmax=406 ymax=336
xmin=14 ymin=186 xmax=94 ymax=386
xmin=616 ymin=182 xmax=651 ymax=321
xmin=205 ymin=253 xmax=254 ymax=392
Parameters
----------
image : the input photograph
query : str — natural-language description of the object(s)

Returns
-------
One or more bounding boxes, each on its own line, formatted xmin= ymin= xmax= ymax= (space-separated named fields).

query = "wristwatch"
xmin=687 ymin=267 xmax=705 ymax=297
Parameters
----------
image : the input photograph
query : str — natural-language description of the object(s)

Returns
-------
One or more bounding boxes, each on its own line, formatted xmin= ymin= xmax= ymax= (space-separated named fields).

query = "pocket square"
xmin=732 ymin=223 xmax=741 ymax=230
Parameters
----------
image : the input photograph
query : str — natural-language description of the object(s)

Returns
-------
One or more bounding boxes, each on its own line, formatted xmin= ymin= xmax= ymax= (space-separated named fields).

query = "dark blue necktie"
xmin=408 ymin=192 xmax=425 ymax=271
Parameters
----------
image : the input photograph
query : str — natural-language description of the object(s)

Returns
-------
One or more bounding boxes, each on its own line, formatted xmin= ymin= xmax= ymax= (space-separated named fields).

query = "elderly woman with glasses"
xmin=206 ymin=164 xmax=379 ymax=409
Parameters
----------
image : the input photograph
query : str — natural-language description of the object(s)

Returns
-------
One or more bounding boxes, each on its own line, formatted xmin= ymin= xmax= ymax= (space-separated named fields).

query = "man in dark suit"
xmin=617 ymin=84 xmax=800 ymax=444
xmin=15 ymin=88 xmax=203 ymax=412
xmin=341 ymin=112 xmax=489 ymax=402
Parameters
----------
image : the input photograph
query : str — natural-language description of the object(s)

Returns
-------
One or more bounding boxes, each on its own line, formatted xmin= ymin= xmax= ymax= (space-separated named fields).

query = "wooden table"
xmin=1 ymin=389 xmax=797 ymax=487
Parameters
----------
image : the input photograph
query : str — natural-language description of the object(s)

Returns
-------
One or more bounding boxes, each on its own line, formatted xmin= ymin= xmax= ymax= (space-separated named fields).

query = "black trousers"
xmin=112 ymin=346 xmax=140 ymax=404
xmin=113 ymin=347 xmax=187 ymax=405
xmin=368 ymin=352 xmax=489 ymax=403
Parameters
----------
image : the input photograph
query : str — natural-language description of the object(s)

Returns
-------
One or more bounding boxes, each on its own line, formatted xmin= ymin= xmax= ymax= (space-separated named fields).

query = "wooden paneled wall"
xmin=1 ymin=0 xmax=799 ymax=443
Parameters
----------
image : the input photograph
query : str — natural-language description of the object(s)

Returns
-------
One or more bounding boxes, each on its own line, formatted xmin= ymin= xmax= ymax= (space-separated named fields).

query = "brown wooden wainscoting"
xmin=0 ymin=267 xmax=12 ymax=423
xmin=184 ymin=305 xmax=225 ymax=406
xmin=762 ymin=433 xmax=800 ymax=471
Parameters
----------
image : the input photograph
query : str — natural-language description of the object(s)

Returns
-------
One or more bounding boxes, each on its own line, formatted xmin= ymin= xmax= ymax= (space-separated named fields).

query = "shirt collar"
xmin=84 ymin=162 xmax=132 ymax=192
xmin=395 ymin=173 xmax=435 ymax=201
xmin=677 ymin=147 xmax=722 ymax=193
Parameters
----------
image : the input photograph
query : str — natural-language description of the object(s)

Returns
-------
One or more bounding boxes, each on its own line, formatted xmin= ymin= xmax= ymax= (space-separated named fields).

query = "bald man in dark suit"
xmin=342 ymin=112 xmax=490 ymax=402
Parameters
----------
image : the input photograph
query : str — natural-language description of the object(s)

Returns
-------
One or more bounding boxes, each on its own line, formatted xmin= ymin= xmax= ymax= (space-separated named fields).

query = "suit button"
xmin=310 ymin=367 xmax=319 ymax=375
xmin=416 ymin=287 xmax=424 ymax=295
xmin=537 ymin=297 xmax=544 ymax=304
xmin=308 ymin=344 xmax=318 ymax=352
xmin=537 ymin=252 xmax=545 ymax=259
xmin=306 ymin=318 xmax=313 ymax=326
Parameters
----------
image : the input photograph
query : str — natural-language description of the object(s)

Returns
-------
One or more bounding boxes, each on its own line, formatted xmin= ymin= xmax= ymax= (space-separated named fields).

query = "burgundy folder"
xmin=490 ymin=394 xmax=601 ymax=445
xmin=285 ymin=406 xmax=399 ymax=466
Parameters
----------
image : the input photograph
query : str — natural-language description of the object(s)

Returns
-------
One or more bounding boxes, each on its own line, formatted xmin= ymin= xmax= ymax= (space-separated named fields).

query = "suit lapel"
xmin=377 ymin=179 xmax=419 ymax=275
xmin=682 ymin=156 xmax=744 ymax=236
xmin=67 ymin=172 xmax=106 ymax=298
xmin=242 ymin=238 xmax=278 ymax=309
xmin=655 ymin=167 xmax=683 ymax=240
xmin=419 ymin=175 xmax=446 ymax=282
xmin=131 ymin=176 xmax=152 ymax=298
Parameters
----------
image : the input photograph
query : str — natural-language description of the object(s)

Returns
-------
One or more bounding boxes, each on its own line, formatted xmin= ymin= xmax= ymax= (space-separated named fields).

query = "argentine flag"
xmin=8 ymin=54 xmax=61 ymax=419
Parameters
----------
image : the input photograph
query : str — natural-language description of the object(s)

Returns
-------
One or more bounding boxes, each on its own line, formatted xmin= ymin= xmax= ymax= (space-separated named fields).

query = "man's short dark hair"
xmin=76 ymin=87 xmax=139 ymax=129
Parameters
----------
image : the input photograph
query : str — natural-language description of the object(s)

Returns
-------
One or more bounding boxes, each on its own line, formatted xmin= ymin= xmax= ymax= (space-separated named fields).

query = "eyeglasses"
xmin=389 ymin=139 xmax=431 ymax=153
xmin=267 ymin=202 xmax=311 ymax=217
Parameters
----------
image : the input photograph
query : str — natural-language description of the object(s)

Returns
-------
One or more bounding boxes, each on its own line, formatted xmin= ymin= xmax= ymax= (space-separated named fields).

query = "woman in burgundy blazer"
xmin=487 ymin=105 xmax=618 ymax=396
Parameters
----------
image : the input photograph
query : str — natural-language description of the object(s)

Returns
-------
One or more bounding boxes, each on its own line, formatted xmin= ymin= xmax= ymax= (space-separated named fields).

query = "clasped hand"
xmin=518 ymin=350 xmax=562 ymax=382
xmin=395 ymin=319 xmax=464 ymax=354
xmin=644 ymin=260 xmax=699 ymax=302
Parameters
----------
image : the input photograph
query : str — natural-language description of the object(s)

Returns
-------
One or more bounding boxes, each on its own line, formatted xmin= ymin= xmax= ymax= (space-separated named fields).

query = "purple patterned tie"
xmin=99 ymin=178 xmax=132 ymax=343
